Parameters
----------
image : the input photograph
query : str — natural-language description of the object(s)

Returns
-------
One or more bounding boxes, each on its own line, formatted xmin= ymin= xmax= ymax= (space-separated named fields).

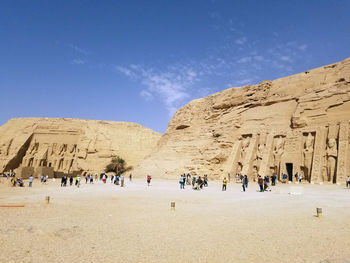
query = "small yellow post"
xmin=171 ymin=201 xmax=175 ymax=211
xmin=316 ymin=207 xmax=322 ymax=217
xmin=46 ymin=196 xmax=50 ymax=204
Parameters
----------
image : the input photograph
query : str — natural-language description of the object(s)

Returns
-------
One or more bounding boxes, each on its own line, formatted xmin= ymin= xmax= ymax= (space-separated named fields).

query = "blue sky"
xmin=1 ymin=1 xmax=349 ymax=134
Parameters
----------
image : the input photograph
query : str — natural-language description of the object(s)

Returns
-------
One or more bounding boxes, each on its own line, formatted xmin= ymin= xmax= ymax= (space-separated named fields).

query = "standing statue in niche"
xmin=325 ymin=138 xmax=337 ymax=182
xmin=302 ymin=133 xmax=314 ymax=182
xmin=239 ymin=137 xmax=251 ymax=163
xmin=273 ymin=136 xmax=284 ymax=177
xmin=256 ymin=144 xmax=265 ymax=170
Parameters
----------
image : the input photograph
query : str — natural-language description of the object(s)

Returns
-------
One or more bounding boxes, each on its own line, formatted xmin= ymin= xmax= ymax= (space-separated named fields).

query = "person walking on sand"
xmin=77 ymin=175 xmax=81 ymax=188
xmin=69 ymin=176 xmax=73 ymax=186
xmin=196 ymin=176 xmax=203 ymax=190
xmin=179 ymin=175 xmax=185 ymax=189
xmin=244 ymin=175 xmax=248 ymax=189
xmin=298 ymin=173 xmax=302 ymax=183
xmin=147 ymin=175 xmax=151 ymax=186
xmin=258 ymin=176 xmax=264 ymax=192
xmin=203 ymin=175 xmax=208 ymax=187
xmin=186 ymin=173 xmax=191 ymax=185
xmin=115 ymin=175 xmax=120 ymax=185
xmin=263 ymin=176 xmax=268 ymax=191
xmin=129 ymin=174 xmax=132 ymax=182
xmin=222 ymin=177 xmax=227 ymax=191
xmin=111 ymin=174 xmax=114 ymax=183
xmin=242 ymin=178 xmax=246 ymax=192
xmin=61 ymin=176 xmax=65 ymax=187
xmin=120 ymin=174 xmax=125 ymax=187
xmin=271 ymin=173 xmax=276 ymax=186
xmin=346 ymin=176 xmax=350 ymax=188
xmin=29 ymin=175 xmax=33 ymax=187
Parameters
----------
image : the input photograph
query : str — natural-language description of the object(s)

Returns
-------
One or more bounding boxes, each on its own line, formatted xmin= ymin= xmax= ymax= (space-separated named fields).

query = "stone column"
xmin=336 ymin=122 xmax=349 ymax=183
xmin=311 ymin=127 xmax=327 ymax=183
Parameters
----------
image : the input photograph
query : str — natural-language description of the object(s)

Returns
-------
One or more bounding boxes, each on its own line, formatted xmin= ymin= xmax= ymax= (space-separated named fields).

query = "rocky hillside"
xmin=134 ymin=58 xmax=350 ymax=183
xmin=0 ymin=118 xmax=161 ymax=176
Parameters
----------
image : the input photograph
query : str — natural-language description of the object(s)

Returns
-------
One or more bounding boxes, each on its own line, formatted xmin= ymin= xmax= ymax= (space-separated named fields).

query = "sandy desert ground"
xmin=0 ymin=177 xmax=350 ymax=263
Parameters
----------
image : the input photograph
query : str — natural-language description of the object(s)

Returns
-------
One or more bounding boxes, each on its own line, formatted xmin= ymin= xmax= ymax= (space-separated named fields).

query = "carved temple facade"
xmin=0 ymin=118 xmax=161 ymax=178
xmin=226 ymin=122 xmax=349 ymax=183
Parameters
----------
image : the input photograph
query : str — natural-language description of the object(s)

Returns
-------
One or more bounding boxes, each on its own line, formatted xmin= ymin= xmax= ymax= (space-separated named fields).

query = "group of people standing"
xmin=60 ymin=175 xmax=81 ymax=187
xmin=223 ymin=175 xmax=249 ymax=191
xmin=178 ymin=173 xmax=209 ymax=190
xmin=257 ymin=175 xmax=271 ymax=192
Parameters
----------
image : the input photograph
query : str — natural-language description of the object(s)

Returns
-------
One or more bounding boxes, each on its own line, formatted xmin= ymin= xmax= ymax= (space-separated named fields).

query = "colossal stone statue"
xmin=256 ymin=144 xmax=265 ymax=170
xmin=239 ymin=136 xmax=250 ymax=163
xmin=302 ymin=133 xmax=314 ymax=181
xmin=273 ymin=136 xmax=284 ymax=177
xmin=325 ymin=138 xmax=337 ymax=182
xmin=22 ymin=141 xmax=39 ymax=167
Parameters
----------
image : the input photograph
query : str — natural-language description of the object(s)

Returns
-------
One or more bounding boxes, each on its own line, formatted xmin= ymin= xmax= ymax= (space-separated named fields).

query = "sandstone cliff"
xmin=0 ymin=118 xmax=161 ymax=177
xmin=134 ymin=58 xmax=350 ymax=183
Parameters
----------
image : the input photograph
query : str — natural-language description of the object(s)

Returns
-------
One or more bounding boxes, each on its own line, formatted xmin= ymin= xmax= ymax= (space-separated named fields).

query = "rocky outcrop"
xmin=0 ymin=118 xmax=161 ymax=177
xmin=134 ymin=58 xmax=350 ymax=183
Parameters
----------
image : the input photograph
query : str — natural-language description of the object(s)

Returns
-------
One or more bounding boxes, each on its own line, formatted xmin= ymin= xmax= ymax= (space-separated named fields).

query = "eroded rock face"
xmin=134 ymin=58 xmax=350 ymax=183
xmin=0 ymin=118 xmax=160 ymax=177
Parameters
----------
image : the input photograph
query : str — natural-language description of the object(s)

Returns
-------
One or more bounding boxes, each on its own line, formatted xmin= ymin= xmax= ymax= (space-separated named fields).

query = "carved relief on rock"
xmin=63 ymin=144 xmax=77 ymax=172
xmin=0 ymin=139 xmax=13 ymax=157
xmin=302 ymin=132 xmax=315 ymax=181
xmin=22 ymin=140 xmax=39 ymax=167
xmin=272 ymin=135 xmax=285 ymax=177
xmin=236 ymin=135 xmax=251 ymax=172
xmin=255 ymin=133 xmax=267 ymax=171
xmin=325 ymin=138 xmax=337 ymax=182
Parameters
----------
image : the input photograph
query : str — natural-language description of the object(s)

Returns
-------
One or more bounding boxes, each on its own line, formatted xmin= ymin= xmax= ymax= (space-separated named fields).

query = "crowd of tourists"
xmin=2 ymin=170 xmax=350 ymax=191
xmin=178 ymin=173 xmax=209 ymax=190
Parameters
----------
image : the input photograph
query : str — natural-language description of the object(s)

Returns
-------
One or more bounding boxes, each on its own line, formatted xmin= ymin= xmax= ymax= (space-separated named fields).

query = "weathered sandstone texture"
xmin=134 ymin=58 xmax=350 ymax=183
xmin=0 ymin=118 xmax=160 ymax=178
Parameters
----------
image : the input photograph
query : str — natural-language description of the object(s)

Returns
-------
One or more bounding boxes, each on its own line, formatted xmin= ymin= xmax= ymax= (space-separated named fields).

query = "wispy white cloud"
xmin=235 ymin=36 xmax=247 ymax=45
xmin=115 ymin=65 xmax=136 ymax=78
xmin=254 ymin=55 xmax=264 ymax=61
xmin=298 ymin=44 xmax=308 ymax=51
xmin=237 ymin=56 xmax=252 ymax=63
xmin=71 ymin=59 xmax=85 ymax=65
xmin=140 ymin=90 xmax=154 ymax=101
xmin=280 ymin=55 xmax=292 ymax=62
xmin=114 ymin=27 xmax=311 ymax=117
xmin=116 ymin=64 xmax=199 ymax=117
xmin=236 ymin=79 xmax=254 ymax=85
xmin=69 ymin=44 xmax=88 ymax=55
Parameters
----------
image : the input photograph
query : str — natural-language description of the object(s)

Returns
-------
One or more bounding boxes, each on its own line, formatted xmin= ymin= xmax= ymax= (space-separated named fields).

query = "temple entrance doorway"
xmin=286 ymin=163 xmax=293 ymax=181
